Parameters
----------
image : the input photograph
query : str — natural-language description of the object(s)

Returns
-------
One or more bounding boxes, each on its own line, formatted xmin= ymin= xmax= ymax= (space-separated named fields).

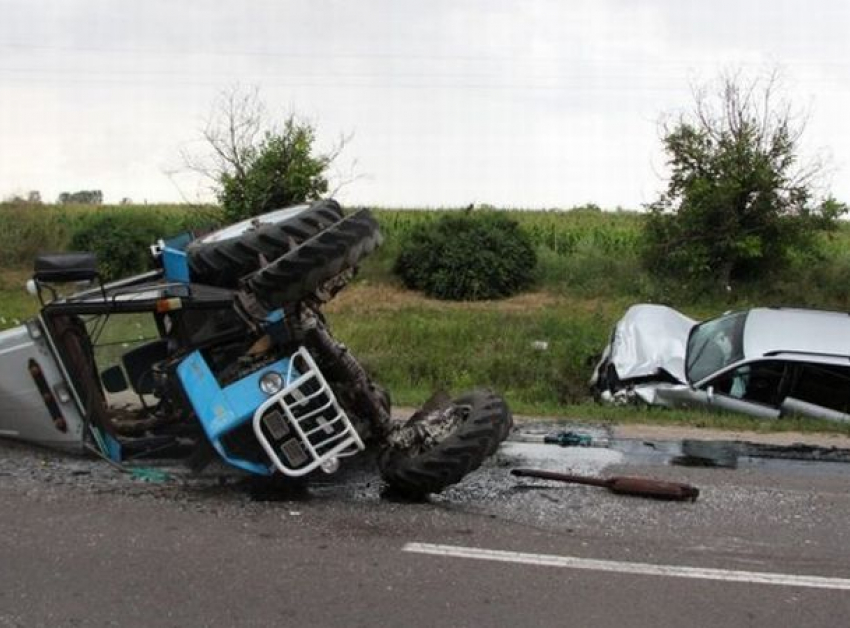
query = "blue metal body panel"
xmin=176 ymin=350 xmax=293 ymax=475
xmin=161 ymin=233 xmax=192 ymax=283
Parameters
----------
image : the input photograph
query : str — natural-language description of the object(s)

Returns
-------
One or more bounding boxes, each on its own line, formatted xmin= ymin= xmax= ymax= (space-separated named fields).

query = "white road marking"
xmin=403 ymin=542 xmax=850 ymax=591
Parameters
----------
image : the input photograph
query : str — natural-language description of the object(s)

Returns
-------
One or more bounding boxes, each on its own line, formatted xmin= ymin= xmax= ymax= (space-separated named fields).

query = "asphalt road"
xmin=2 ymin=436 xmax=850 ymax=628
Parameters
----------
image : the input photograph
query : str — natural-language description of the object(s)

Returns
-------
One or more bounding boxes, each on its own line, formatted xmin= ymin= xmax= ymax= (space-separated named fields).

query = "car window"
xmin=706 ymin=360 xmax=788 ymax=407
xmin=788 ymin=362 xmax=850 ymax=414
xmin=686 ymin=311 xmax=747 ymax=383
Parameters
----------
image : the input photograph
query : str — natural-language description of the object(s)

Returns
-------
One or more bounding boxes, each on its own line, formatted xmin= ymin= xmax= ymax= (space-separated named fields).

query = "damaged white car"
xmin=590 ymin=305 xmax=850 ymax=423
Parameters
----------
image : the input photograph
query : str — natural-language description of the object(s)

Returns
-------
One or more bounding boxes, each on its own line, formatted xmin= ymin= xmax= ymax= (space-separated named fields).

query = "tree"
xmin=187 ymin=87 xmax=349 ymax=222
xmin=2 ymin=191 xmax=42 ymax=205
xmin=644 ymin=70 xmax=845 ymax=289
xmin=57 ymin=190 xmax=103 ymax=205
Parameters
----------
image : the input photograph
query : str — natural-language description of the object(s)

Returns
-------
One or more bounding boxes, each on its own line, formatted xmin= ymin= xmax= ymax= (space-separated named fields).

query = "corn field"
xmin=374 ymin=206 xmax=644 ymax=255
xmin=3 ymin=201 xmax=849 ymax=272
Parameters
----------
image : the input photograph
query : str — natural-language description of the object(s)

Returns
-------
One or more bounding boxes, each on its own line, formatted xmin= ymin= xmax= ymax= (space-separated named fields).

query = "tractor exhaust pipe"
xmin=511 ymin=468 xmax=699 ymax=502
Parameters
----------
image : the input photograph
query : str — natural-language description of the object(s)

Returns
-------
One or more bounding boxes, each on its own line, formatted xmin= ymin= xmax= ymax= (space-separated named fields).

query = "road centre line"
xmin=403 ymin=542 xmax=850 ymax=591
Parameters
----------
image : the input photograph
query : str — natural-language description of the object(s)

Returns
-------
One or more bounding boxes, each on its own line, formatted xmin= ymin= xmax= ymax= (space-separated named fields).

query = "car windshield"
xmin=686 ymin=311 xmax=747 ymax=384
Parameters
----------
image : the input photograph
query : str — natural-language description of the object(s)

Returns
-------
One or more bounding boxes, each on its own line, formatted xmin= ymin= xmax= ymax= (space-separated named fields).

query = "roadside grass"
xmin=0 ymin=270 xmax=38 ymax=326
xmin=89 ymin=312 xmax=161 ymax=370
xmin=548 ymin=402 xmax=850 ymax=436
xmin=326 ymin=284 xmax=621 ymax=408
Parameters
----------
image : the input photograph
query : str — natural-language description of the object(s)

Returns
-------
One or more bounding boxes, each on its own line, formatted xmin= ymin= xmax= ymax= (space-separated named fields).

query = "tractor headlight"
xmin=320 ymin=456 xmax=340 ymax=474
xmin=259 ymin=371 xmax=284 ymax=396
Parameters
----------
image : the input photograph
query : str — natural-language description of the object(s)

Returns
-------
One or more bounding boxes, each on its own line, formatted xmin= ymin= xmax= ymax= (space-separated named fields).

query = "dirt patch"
xmin=329 ymin=283 xmax=582 ymax=314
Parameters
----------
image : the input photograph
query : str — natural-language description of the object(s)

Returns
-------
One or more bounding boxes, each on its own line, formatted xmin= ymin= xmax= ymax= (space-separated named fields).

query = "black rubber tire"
xmin=186 ymin=199 xmax=344 ymax=287
xmin=245 ymin=208 xmax=382 ymax=308
xmin=453 ymin=389 xmax=513 ymax=456
xmin=591 ymin=360 xmax=619 ymax=401
xmin=377 ymin=390 xmax=512 ymax=497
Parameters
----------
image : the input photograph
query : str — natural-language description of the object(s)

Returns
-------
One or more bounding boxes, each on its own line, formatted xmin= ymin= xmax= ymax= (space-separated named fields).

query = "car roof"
xmin=744 ymin=308 xmax=850 ymax=360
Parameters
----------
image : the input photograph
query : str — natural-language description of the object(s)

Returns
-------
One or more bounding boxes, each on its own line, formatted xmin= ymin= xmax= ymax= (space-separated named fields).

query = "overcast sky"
xmin=1 ymin=0 xmax=848 ymax=208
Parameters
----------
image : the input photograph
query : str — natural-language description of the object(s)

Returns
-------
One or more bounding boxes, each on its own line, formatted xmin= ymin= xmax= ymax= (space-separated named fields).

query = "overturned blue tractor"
xmin=0 ymin=200 xmax=512 ymax=496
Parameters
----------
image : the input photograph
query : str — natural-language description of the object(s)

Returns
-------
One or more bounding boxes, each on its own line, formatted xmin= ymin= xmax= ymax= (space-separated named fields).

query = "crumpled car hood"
xmin=607 ymin=304 xmax=696 ymax=383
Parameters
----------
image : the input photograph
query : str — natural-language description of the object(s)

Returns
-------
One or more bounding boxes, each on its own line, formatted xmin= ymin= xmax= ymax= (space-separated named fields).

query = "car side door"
xmin=780 ymin=361 xmax=850 ymax=422
xmin=696 ymin=360 xmax=789 ymax=419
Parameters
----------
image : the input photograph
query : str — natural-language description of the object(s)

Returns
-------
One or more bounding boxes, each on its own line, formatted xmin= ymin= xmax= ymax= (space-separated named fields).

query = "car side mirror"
xmin=101 ymin=365 xmax=129 ymax=393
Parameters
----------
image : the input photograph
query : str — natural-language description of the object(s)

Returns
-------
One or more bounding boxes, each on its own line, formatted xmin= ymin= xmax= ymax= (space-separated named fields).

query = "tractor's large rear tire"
xmin=245 ymin=209 xmax=382 ymax=308
xmin=378 ymin=390 xmax=511 ymax=497
xmin=186 ymin=199 xmax=344 ymax=287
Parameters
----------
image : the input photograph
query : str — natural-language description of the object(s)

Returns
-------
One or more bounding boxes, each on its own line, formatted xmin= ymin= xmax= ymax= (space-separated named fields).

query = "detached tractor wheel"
xmin=245 ymin=208 xmax=382 ymax=308
xmin=186 ymin=199 xmax=344 ymax=287
xmin=453 ymin=389 xmax=513 ymax=455
xmin=378 ymin=390 xmax=512 ymax=498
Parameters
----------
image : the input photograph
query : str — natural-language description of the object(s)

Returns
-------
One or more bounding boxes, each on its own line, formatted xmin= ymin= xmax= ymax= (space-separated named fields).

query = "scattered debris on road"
xmin=672 ymin=439 xmax=739 ymax=469
xmin=511 ymin=428 xmax=610 ymax=448
xmin=543 ymin=430 xmax=596 ymax=447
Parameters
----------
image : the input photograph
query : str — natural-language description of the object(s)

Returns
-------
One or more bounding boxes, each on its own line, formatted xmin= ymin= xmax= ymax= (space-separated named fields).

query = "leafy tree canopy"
xmin=57 ymin=190 xmax=103 ymax=205
xmin=644 ymin=70 xmax=846 ymax=289
xmin=189 ymin=88 xmax=347 ymax=222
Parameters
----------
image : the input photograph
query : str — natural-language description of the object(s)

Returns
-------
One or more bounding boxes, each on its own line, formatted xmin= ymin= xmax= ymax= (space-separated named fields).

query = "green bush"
xmin=70 ymin=213 xmax=158 ymax=280
xmin=69 ymin=209 xmax=213 ymax=281
xmin=393 ymin=212 xmax=537 ymax=300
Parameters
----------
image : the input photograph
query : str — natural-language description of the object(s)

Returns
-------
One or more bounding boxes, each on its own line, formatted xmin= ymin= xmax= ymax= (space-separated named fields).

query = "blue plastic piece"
xmin=161 ymin=233 xmax=193 ymax=283
xmin=162 ymin=248 xmax=189 ymax=283
xmin=89 ymin=425 xmax=123 ymax=462
xmin=104 ymin=432 xmax=123 ymax=462
xmin=165 ymin=232 xmax=193 ymax=251
xmin=266 ymin=309 xmax=285 ymax=323
xmin=129 ymin=467 xmax=171 ymax=483
xmin=177 ymin=350 xmax=293 ymax=475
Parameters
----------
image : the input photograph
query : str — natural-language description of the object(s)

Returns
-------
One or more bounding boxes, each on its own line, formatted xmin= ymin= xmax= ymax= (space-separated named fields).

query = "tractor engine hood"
xmin=608 ymin=304 xmax=696 ymax=383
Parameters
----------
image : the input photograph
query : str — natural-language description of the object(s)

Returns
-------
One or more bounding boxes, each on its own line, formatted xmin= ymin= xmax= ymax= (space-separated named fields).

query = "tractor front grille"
xmin=252 ymin=347 xmax=364 ymax=476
